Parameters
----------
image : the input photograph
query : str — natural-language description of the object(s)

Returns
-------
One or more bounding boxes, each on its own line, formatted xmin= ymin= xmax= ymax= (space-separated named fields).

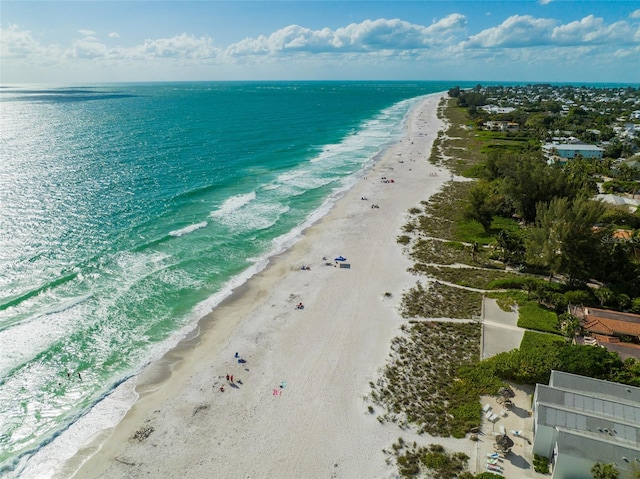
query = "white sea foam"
xmin=0 ymin=295 xmax=91 ymax=377
xmin=214 ymin=201 xmax=291 ymax=233
xmin=210 ymin=191 xmax=256 ymax=218
xmin=168 ymin=221 xmax=207 ymax=237
xmin=8 ymin=378 xmax=139 ymax=479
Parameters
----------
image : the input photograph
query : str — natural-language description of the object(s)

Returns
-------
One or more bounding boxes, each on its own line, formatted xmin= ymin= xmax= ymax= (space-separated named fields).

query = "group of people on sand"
xmin=296 ymin=302 xmax=304 ymax=310
xmin=219 ymin=352 xmax=246 ymax=392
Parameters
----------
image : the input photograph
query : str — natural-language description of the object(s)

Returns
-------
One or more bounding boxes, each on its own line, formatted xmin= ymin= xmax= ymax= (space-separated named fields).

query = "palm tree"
xmin=591 ymin=462 xmax=619 ymax=479
xmin=594 ymin=287 xmax=614 ymax=307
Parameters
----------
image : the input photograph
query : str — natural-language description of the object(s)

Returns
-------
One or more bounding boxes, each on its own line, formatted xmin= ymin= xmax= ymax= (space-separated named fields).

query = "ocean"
xmin=0 ymin=81 xmax=457 ymax=477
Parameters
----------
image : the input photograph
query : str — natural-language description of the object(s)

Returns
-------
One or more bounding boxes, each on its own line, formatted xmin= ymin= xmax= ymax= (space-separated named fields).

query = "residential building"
xmin=571 ymin=306 xmax=640 ymax=359
xmin=480 ymin=105 xmax=516 ymax=114
xmin=574 ymin=306 xmax=640 ymax=341
xmin=542 ymin=143 xmax=605 ymax=160
xmin=532 ymin=370 xmax=640 ymax=479
xmin=596 ymin=194 xmax=640 ymax=212
xmin=483 ymin=121 xmax=520 ymax=132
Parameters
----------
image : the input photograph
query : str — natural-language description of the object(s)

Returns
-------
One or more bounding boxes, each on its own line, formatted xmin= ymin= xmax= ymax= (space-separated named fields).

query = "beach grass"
xmin=408 ymin=265 xmax=530 ymax=291
xmin=385 ymin=440 xmax=472 ymax=479
xmin=401 ymin=281 xmax=482 ymax=319
xmin=415 ymin=181 xmax=475 ymax=240
xmin=406 ymin=238 xmax=479 ymax=266
xmin=371 ymin=321 xmax=482 ymax=437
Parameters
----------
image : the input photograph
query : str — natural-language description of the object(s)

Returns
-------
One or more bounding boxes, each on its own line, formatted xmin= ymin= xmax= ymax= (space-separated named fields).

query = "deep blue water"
xmin=0 ymin=81 xmax=462 ymax=476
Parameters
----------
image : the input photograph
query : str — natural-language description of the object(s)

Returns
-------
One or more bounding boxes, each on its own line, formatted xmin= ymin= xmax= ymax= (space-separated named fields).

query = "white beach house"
xmin=532 ymin=371 xmax=640 ymax=479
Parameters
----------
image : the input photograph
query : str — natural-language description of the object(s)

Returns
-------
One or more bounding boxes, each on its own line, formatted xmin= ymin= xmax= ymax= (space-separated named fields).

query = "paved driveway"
xmin=481 ymin=298 xmax=524 ymax=359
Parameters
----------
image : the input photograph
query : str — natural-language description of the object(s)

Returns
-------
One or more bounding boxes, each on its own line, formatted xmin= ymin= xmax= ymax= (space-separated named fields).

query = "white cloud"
xmin=1 ymin=13 xmax=638 ymax=83
xmin=463 ymin=14 xmax=640 ymax=49
xmin=551 ymin=15 xmax=634 ymax=45
xmin=67 ymin=38 xmax=108 ymax=59
xmin=463 ymin=15 xmax=555 ymax=48
xmin=0 ymin=24 xmax=59 ymax=59
xmin=135 ymin=33 xmax=218 ymax=59
xmin=226 ymin=16 xmax=467 ymax=56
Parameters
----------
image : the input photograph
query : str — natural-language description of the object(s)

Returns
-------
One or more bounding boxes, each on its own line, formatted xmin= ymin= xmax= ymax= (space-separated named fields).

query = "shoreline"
xmin=63 ymin=92 xmax=458 ymax=479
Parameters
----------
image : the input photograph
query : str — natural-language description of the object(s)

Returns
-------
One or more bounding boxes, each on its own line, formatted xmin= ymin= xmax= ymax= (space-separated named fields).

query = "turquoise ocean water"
xmin=0 ymin=81 xmax=461 ymax=476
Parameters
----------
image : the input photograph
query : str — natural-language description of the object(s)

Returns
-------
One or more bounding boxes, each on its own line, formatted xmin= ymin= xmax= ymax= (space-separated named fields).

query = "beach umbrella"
xmin=498 ymin=386 xmax=515 ymax=398
xmin=495 ymin=434 xmax=514 ymax=450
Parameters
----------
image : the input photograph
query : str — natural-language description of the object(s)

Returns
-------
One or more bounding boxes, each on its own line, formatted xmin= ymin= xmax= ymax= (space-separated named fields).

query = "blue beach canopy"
xmin=334 ymin=256 xmax=346 ymax=261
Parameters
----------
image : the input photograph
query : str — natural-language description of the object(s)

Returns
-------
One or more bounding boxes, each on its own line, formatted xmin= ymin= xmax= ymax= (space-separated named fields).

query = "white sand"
xmin=68 ymin=92 xmax=473 ymax=479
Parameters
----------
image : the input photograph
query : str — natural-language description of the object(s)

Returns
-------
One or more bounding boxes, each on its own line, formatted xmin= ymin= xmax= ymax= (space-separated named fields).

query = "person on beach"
xmin=230 ymin=375 xmax=234 ymax=382
xmin=226 ymin=374 xmax=230 ymax=381
xmin=220 ymin=386 xmax=224 ymax=392
xmin=77 ymin=372 xmax=82 ymax=381
xmin=235 ymin=352 xmax=239 ymax=358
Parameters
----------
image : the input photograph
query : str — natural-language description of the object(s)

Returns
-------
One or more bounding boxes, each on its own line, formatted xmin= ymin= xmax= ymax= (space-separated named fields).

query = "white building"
xmin=480 ymin=105 xmax=516 ymax=114
xmin=532 ymin=371 xmax=640 ymax=479
xmin=483 ymin=121 xmax=520 ymax=132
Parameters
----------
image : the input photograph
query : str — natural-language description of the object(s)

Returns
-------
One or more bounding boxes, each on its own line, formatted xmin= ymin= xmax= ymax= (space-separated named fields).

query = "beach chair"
xmin=486 ymin=466 xmax=503 ymax=476
xmin=499 ymin=409 xmax=508 ymax=417
xmin=488 ymin=413 xmax=499 ymax=422
xmin=485 ymin=411 xmax=493 ymax=420
xmin=486 ymin=458 xmax=499 ymax=465
xmin=487 ymin=464 xmax=503 ymax=473
xmin=499 ymin=425 xmax=506 ymax=435
xmin=482 ymin=403 xmax=491 ymax=413
xmin=487 ymin=452 xmax=500 ymax=459
xmin=511 ymin=430 xmax=522 ymax=437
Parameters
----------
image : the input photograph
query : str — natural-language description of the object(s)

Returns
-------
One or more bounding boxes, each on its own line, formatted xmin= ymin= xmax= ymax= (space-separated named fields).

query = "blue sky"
xmin=1 ymin=1 xmax=639 ymax=84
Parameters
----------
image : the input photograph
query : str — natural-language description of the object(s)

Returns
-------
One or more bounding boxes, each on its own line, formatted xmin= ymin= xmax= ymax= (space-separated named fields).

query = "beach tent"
xmin=334 ymin=256 xmax=347 ymax=262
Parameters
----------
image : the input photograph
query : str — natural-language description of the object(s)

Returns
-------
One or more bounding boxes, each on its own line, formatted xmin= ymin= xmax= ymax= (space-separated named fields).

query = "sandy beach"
xmin=66 ymin=92 xmax=463 ymax=479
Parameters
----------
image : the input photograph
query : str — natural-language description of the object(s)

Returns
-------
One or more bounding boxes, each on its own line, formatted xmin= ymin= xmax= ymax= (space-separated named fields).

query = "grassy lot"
xmin=517 ymin=301 xmax=561 ymax=334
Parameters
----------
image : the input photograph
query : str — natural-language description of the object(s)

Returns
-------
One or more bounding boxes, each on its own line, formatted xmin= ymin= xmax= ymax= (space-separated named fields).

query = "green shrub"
xmin=533 ymin=454 xmax=550 ymax=474
xmin=486 ymin=277 xmax=531 ymax=289
xmin=520 ymin=331 xmax=566 ymax=351
xmin=397 ymin=235 xmax=411 ymax=245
